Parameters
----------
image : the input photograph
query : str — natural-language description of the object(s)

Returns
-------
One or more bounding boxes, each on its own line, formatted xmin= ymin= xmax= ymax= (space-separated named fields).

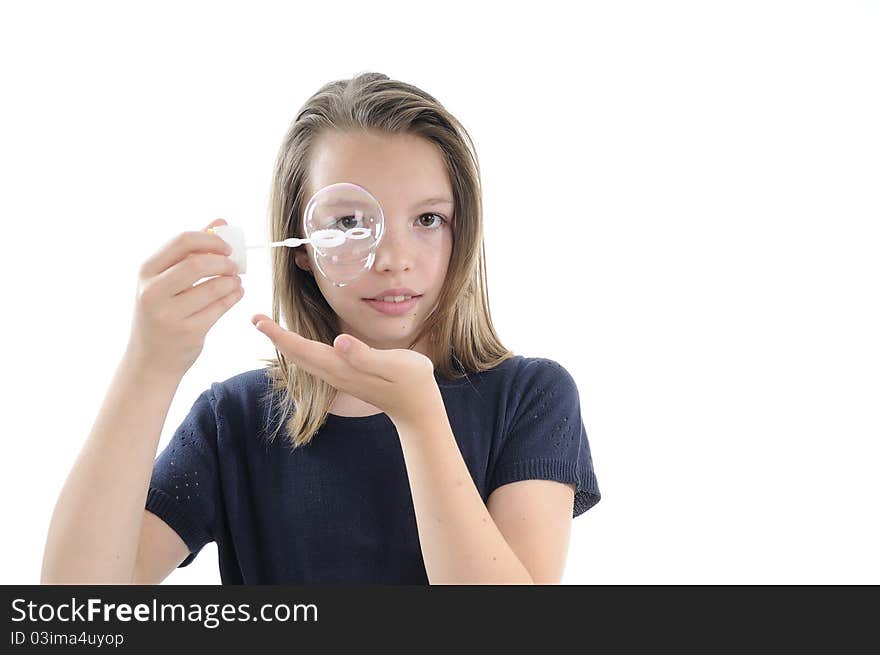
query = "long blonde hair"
xmin=257 ymin=71 xmax=513 ymax=449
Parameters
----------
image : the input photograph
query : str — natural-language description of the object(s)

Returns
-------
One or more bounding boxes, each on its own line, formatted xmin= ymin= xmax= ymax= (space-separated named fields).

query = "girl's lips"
xmin=362 ymin=295 xmax=422 ymax=316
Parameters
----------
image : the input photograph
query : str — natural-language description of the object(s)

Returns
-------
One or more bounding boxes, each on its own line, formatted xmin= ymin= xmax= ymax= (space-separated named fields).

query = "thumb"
xmin=251 ymin=314 xmax=279 ymax=337
xmin=333 ymin=333 xmax=379 ymax=370
xmin=333 ymin=333 xmax=357 ymax=353
xmin=203 ymin=217 xmax=229 ymax=232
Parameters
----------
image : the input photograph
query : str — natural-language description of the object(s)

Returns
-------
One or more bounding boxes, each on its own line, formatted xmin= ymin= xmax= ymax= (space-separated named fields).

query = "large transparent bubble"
xmin=303 ymin=182 xmax=385 ymax=287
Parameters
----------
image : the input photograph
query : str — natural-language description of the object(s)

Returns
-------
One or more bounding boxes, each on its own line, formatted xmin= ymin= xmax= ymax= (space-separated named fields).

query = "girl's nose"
xmin=372 ymin=223 xmax=413 ymax=273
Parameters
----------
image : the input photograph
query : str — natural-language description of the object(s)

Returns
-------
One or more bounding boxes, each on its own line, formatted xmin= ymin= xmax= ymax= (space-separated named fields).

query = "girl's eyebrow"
xmin=321 ymin=196 xmax=453 ymax=209
xmin=412 ymin=197 xmax=454 ymax=209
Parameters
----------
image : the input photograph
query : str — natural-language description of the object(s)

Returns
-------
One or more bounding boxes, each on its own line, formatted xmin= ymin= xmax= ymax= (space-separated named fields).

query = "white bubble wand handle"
xmin=211 ymin=225 xmax=374 ymax=275
xmin=245 ymin=237 xmax=309 ymax=249
xmin=246 ymin=227 xmax=371 ymax=250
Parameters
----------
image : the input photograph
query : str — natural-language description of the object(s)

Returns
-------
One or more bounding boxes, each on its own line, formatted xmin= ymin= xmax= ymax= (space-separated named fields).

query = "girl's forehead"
xmin=307 ymin=131 xmax=452 ymax=206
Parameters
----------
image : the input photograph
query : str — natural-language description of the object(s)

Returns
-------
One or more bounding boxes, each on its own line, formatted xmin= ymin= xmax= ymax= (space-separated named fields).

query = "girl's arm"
xmin=41 ymin=353 xmax=184 ymax=584
xmin=245 ymin=321 xmax=579 ymax=583
xmin=42 ymin=220 xmax=242 ymax=583
xmin=393 ymin=395 xmax=573 ymax=585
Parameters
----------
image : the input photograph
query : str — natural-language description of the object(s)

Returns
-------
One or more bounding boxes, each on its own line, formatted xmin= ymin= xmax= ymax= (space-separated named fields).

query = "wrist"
xmin=119 ymin=348 xmax=185 ymax=393
xmin=389 ymin=381 xmax=447 ymax=432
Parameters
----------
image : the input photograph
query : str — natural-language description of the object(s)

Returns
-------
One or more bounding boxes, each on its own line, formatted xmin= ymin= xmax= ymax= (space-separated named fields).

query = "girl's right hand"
xmin=124 ymin=218 xmax=245 ymax=381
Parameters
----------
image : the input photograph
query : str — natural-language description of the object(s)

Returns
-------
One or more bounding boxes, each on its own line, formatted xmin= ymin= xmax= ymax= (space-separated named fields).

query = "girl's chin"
xmin=348 ymin=325 xmax=424 ymax=350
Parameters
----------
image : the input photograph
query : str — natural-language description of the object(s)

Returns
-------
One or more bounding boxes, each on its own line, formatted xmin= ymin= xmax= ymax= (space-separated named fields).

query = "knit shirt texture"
xmin=145 ymin=355 xmax=601 ymax=583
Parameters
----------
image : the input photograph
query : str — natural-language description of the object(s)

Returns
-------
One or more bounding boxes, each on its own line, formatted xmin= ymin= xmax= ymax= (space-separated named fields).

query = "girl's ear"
xmin=293 ymin=250 xmax=313 ymax=274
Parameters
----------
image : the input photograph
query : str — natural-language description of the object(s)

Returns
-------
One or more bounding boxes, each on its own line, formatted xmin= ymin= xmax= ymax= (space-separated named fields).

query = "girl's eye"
xmin=334 ymin=215 xmax=363 ymax=230
xmin=417 ymin=213 xmax=446 ymax=229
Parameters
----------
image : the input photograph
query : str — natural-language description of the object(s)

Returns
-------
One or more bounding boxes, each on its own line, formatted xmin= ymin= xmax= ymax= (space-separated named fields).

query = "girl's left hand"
xmin=251 ymin=313 xmax=441 ymax=426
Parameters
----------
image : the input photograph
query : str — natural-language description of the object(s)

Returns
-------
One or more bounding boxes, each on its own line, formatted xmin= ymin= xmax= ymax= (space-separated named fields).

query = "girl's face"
xmin=295 ymin=130 xmax=455 ymax=353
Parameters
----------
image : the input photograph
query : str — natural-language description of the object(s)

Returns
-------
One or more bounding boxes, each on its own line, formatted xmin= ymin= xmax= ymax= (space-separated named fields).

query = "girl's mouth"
xmin=362 ymin=295 xmax=422 ymax=316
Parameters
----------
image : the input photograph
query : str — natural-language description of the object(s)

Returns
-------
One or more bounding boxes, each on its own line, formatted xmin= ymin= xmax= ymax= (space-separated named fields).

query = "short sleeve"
xmin=487 ymin=358 xmax=601 ymax=518
xmin=145 ymin=388 xmax=220 ymax=567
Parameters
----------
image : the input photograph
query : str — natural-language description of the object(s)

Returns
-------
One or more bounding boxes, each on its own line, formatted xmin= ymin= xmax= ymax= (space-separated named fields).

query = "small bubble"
xmin=175 ymin=495 xmax=179 ymax=500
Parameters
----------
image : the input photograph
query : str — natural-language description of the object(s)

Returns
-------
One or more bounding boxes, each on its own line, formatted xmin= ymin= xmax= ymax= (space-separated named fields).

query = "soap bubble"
xmin=303 ymin=182 xmax=384 ymax=287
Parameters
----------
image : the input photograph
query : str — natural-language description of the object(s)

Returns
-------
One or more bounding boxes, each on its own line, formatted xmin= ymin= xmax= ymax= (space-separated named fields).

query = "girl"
xmin=41 ymin=72 xmax=600 ymax=585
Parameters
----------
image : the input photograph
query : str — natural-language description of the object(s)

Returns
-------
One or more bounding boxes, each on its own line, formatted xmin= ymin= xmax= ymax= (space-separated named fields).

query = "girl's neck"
xmin=329 ymin=391 xmax=384 ymax=417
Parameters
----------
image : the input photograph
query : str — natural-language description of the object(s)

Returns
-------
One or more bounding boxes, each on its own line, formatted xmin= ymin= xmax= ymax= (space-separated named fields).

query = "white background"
xmin=1 ymin=0 xmax=878 ymax=584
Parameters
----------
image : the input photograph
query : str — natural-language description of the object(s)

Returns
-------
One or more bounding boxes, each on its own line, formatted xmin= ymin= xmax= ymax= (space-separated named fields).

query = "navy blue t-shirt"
xmin=145 ymin=355 xmax=601 ymax=584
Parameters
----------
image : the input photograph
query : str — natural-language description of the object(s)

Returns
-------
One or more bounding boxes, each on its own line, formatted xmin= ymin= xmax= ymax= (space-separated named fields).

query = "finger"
xmin=172 ymin=273 xmax=242 ymax=318
xmin=251 ymin=313 xmax=272 ymax=330
xmin=141 ymin=227 xmax=233 ymax=279
xmin=252 ymin=316 xmax=344 ymax=380
xmin=203 ymin=218 xmax=228 ymax=231
xmin=333 ymin=334 xmax=395 ymax=383
xmin=185 ymin=284 xmax=245 ymax=331
xmin=155 ymin=252 xmax=238 ymax=296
